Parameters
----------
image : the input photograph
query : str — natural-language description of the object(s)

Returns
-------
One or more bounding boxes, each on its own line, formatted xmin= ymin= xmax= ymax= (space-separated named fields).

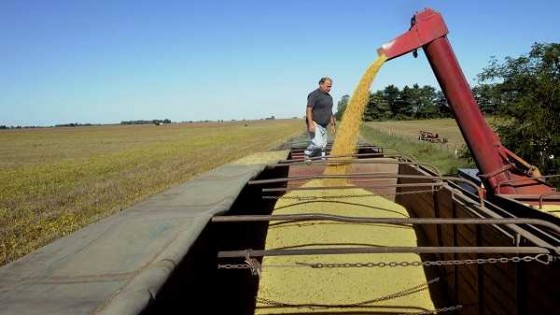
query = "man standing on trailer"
xmin=304 ymin=77 xmax=336 ymax=161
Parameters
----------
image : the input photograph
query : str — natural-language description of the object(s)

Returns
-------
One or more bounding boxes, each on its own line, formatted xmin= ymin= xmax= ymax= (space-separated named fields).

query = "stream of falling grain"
xmin=324 ymin=54 xmax=387 ymax=185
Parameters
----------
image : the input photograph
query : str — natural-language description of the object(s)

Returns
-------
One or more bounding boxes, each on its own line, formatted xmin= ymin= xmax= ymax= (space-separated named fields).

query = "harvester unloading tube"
xmin=377 ymin=8 xmax=555 ymax=197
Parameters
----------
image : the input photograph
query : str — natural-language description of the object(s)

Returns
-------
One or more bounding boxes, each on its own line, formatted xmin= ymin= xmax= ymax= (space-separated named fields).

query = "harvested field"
xmin=0 ymin=119 xmax=303 ymax=266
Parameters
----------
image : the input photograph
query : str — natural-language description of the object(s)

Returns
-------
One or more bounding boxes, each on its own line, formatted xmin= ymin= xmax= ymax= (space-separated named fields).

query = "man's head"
xmin=318 ymin=77 xmax=332 ymax=93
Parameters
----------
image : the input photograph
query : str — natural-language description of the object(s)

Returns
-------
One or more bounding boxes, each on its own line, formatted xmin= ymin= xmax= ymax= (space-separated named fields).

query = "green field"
xmin=365 ymin=118 xmax=466 ymax=151
xmin=362 ymin=118 xmax=475 ymax=174
xmin=0 ymin=120 xmax=304 ymax=266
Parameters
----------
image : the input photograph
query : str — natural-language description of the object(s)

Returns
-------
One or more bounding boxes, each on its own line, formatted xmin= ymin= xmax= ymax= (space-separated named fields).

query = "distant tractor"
xmin=418 ymin=130 xmax=448 ymax=143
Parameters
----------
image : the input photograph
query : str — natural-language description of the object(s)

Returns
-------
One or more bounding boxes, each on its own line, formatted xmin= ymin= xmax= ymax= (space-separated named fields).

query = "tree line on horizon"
xmin=120 ymin=119 xmax=172 ymax=125
xmin=335 ymin=83 xmax=497 ymax=121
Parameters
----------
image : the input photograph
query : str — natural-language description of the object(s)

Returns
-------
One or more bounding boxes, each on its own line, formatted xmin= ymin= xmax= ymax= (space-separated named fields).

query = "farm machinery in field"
xmin=418 ymin=130 xmax=448 ymax=143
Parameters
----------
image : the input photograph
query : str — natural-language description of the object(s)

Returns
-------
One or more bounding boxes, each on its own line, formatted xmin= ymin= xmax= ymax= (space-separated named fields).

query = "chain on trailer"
xmin=217 ymin=253 xmax=555 ymax=276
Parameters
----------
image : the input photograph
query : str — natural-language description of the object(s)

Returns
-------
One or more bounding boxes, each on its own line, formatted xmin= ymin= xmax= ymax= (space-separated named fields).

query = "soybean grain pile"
xmin=255 ymin=180 xmax=436 ymax=314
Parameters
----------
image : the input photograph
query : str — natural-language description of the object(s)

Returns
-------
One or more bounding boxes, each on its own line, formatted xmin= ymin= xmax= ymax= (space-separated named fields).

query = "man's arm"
xmin=306 ymin=93 xmax=317 ymax=133
xmin=306 ymin=107 xmax=315 ymax=133
xmin=330 ymin=114 xmax=336 ymax=134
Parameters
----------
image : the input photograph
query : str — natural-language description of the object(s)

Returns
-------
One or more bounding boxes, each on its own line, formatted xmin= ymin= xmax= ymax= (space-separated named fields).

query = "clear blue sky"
xmin=1 ymin=0 xmax=559 ymax=126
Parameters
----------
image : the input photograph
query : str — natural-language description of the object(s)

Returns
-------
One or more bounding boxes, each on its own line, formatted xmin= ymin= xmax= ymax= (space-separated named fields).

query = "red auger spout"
xmin=378 ymin=8 xmax=554 ymax=197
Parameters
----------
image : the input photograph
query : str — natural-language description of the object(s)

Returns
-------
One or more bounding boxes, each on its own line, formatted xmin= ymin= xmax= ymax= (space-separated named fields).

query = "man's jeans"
xmin=304 ymin=122 xmax=327 ymax=159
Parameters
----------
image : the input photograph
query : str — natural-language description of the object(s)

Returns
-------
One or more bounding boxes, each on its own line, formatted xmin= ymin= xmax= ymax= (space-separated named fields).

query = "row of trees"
xmin=120 ymin=119 xmax=172 ymax=125
xmin=478 ymin=42 xmax=559 ymax=175
xmin=55 ymin=123 xmax=95 ymax=127
xmin=335 ymin=84 xmax=497 ymax=121
xmin=335 ymin=42 xmax=559 ymax=175
xmin=0 ymin=124 xmax=99 ymax=129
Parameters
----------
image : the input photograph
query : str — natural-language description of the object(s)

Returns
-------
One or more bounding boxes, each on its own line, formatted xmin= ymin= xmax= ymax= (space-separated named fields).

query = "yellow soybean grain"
xmin=325 ymin=54 xmax=388 ymax=185
xmin=255 ymin=179 xmax=436 ymax=314
xmin=530 ymin=204 xmax=560 ymax=214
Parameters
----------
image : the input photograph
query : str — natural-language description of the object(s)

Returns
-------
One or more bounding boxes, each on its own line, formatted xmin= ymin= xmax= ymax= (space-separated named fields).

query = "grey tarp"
xmin=0 ymin=150 xmax=288 ymax=315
